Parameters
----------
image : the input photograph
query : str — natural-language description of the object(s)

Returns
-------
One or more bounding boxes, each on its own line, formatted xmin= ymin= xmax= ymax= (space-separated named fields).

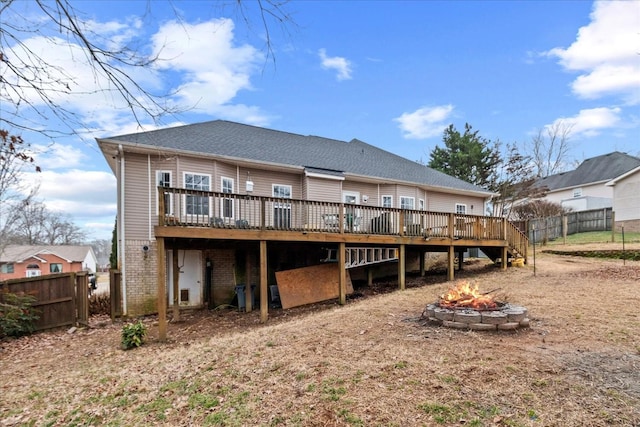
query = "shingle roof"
xmin=100 ymin=120 xmax=492 ymax=195
xmin=536 ymin=151 xmax=640 ymax=191
xmin=0 ymin=245 xmax=94 ymax=263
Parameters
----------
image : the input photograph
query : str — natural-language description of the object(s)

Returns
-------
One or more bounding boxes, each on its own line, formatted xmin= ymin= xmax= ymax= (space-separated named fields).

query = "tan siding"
xmin=343 ymin=181 xmax=378 ymax=205
xmin=124 ymin=153 xmax=151 ymax=240
xmin=426 ymin=191 xmax=485 ymax=214
xmin=306 ymin=177 xmax=342 ymax=202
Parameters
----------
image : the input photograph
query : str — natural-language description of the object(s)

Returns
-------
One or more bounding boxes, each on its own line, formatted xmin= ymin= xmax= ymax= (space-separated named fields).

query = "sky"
xmin=2 ymin=0 xmax=639 ymax=241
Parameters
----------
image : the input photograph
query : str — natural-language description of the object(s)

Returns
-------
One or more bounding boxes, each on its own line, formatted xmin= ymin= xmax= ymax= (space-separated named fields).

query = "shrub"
xmin=121 ymin=320 xmax=147 ymax=350
xmin=0 ymin=293 xmax=40 ymax=338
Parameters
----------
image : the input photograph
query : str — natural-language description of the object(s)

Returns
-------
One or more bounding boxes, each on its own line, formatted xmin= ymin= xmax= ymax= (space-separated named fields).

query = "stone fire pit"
xmin=423 ymin=281 xmax=530 ymax=331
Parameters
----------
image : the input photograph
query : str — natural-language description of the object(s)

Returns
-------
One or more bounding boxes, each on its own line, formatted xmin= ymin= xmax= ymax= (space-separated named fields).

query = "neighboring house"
xmin=605 ymin=165 xmax=640 ymax=232
xmin=0 ymin=245 xmax=98 ymax=281
xmin=535 ymin=152 xmax=640 ymax=212
xmin=97 ymin=120 xmax=526 ymax=322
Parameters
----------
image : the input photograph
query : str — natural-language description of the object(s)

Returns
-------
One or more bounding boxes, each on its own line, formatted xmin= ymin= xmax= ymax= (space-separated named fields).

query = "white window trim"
xmin=272 ymin=184 xmax=292 ymax=199
xmin=182 ymin=172 xmax=212 ymax=217
xmin=156 ymin=171 xmax=173 ymax=215
xmin=221 ymin=177 xmax=235 ymax=218
xmin=382 ymin=195 xmax=393 ymax=208
xmin=342 ymin=191 xmax=360 ymax=205
xmin=400 ymin=196 xmax=415 ymax=210
xmin=573 ymin=188 xmax=582 ymax=198
xmin=455 ymin=203 xmax=467 ymax=215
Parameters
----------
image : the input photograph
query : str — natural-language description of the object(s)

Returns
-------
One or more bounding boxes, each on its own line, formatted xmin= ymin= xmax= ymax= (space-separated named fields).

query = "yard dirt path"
xmin=1 ymin=246 xmax=639 ymax=426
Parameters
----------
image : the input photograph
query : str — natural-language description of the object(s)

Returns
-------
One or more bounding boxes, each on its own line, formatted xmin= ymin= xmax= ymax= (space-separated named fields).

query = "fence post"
xmin=611 ymin=210 xmax=615 ymax=242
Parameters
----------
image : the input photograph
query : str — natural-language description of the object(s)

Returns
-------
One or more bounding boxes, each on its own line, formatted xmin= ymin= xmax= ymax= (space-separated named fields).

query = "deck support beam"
xmin=447 ymin=246 xmax=455 ymax=281
xmin=501 ymin=246 xmax=508 ymax=270
xmin=338 ymin=242 xmax=346 ymax=304
xmin=245 ymin=250 xmax=253 ymax=312
xmin=419 ymin=251 xmax=426 ymax=277
xmin=398 ymin=244 xmax=406 ymax=290
xmin=157 ymin=237 xmax=167 ymax=342
xmin=259 ymin=240 xmax=268 ymax=323
xmin=172 ymin=250 xmax=180 ymax=321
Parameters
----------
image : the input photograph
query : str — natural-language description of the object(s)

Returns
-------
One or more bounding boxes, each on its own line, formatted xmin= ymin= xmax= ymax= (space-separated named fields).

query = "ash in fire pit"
xmin=423 ymin=281 xmax=530 ymax=331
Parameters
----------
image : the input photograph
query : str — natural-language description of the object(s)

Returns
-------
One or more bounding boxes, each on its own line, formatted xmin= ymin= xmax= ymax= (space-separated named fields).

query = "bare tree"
xmin=0 ymin=130 xmax=40 ymax=252
xmin=5 ymin=198 xmax=86 ymax=245
xmin=1 ymin=0 xmax=294 ymax=137
xmin=530 ymin=120 xmax=573 ymax=178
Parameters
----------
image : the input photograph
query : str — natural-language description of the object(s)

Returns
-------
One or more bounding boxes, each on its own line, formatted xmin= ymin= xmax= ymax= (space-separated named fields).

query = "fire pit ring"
xmin=423 ymin=303 xmax=530 ymax=331
xmin=422 ymin=281 xmax=530 ymax=331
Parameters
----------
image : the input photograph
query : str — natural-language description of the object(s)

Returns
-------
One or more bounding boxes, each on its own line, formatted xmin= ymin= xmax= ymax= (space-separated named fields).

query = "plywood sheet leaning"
xmin=275 ymin=263 xmax=353 ymax=309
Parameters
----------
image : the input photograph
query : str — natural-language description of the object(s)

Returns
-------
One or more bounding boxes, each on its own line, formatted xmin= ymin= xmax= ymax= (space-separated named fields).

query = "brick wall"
xmin=124 ymin=239 xmax=158 ymax=316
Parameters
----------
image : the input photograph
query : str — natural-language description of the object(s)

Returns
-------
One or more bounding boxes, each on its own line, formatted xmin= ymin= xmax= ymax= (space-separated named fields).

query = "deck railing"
xmin=158 ymin=187 xmax=518 ymax=243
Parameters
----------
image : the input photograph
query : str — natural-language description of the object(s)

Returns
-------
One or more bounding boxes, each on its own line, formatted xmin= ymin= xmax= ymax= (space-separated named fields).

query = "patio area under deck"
xmin=153 ymin=187 xmax=528 ymax=341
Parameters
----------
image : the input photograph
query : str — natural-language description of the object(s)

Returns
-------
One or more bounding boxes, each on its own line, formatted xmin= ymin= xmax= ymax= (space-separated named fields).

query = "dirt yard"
xmin=1 ymin=245 xmax=639 ymax=427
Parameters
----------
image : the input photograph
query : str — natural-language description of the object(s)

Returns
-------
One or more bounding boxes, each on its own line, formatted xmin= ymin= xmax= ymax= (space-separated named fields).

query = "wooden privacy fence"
xmin=109 ymin=269 xmax=122 ymax=320
xmin=0 ymin=272 xmax=89 ymax=331
xmin=523 ymin=208 xmax=614 ymax=244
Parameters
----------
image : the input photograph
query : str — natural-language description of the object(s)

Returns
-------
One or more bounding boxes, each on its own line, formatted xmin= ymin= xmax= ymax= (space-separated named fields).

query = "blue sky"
xmin=2 ymin=1 xmax=639 ymax=241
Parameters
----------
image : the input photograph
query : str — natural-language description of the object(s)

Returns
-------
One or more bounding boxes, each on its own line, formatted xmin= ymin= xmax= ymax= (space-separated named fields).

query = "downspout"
xmin=118 ymin=144 xmax=127 ymax=315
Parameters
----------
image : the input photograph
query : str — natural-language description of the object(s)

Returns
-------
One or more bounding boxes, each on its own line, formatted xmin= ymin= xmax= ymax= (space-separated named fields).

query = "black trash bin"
xmin=235 ymin=284 xmax=256 ymax=310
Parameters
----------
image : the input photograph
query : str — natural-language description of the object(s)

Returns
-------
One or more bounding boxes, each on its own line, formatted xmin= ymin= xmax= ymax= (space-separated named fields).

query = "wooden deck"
xmin=153 ymin=187 xmax=529 ymax=340
xmin=155 ymin=187 xmax=527 ymax=258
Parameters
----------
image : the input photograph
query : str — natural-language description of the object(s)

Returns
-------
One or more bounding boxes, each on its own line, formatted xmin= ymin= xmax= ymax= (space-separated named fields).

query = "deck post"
xmin=367 ymin=267 xmax=373 ymax=286
xmin=245 ymin=249 xmax=253 ymax=312
xmin=157 ymin=237 xmax=167 ymax=342
xmin=172 ymin=250 xmax=180 ymax=321
xmin=420 ymin=251 xmax=426 ymax=277
xmin=338 ymin=242 xmax=346 ymax=304
xmin=501 ymin=246 xmax=508 ymax=270
xmin=447 ymin=245 xmax=455 ymax=281
xmin=259 ymin=240 xmax=268 ymax=323
xmin=398 ymin=244 xmax=405 ymax=290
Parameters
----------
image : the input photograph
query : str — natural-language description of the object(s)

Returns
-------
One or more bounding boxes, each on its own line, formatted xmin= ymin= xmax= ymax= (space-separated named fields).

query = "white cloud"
xmin=393 ymin=105 xmax=454 ymax=139
xmin=29 ymin=143 xmax=87 ymax=170
xmin=150 ymin=18 xmax=267 ymax=123
xmin=546 ymin=1 xmax=640 ymax=104
xmin=546 ymin=107 xmax=622 ymax=138
xmin=318 ymin=48 xmax=353 ymax=81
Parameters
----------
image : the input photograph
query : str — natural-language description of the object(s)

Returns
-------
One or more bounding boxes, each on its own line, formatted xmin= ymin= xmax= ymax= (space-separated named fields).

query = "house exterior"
xmin=535 ymin=152 xmax=640 ymax=212
xmin=97 ymin=120 xmax=526 ymax=331
xmin=0 ymin=245 xmax=98 ymax=281
xmin=605 ymin=165 xmax=640 ymax=232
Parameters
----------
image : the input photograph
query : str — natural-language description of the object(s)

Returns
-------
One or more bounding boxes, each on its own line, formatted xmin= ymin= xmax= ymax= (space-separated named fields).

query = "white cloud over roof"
xmin=393 ymin=105 xmax=454 ymax=139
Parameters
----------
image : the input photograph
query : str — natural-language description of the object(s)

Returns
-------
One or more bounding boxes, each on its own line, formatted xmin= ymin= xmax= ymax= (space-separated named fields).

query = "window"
xmin=157 ymin=171 xmax=172 ymax=214
xmin=455 ymin=204 xmax=467 ymax=215
xmin=26 ymin=264 xmax=40 ymax=278
xmin=419 ymin=199 xmax=425 ymax=210
xmin=400 ymin=197 xmax=414 ymax=210
xmin=221 ymin=177 xmax=234 ymax=218
xmin=273 ymin=184 xmax=292 ymax=228
xmin=184 ymin=173 xmax=211 ymax=216
xmin=573 ymin=188 xmax=582 ymax=198
xmin=0 ymin=263 xmax=14 ymax=274
xmin=382 ymin=195 xmax=392 ymax=208
xmin=50 ymin=263 xmax=63 ymax=273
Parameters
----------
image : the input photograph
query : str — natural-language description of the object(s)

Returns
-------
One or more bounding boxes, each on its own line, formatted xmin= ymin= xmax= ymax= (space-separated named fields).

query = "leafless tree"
xmin=0 ymin=130 xmax=40 ymax=253
xmin=530 ymin=120 xmax=573 ymax=178
xmin=0 ymin=0 xmax=294 ymax=138
xmin=5 ymin=198 xmax=86 ymax=245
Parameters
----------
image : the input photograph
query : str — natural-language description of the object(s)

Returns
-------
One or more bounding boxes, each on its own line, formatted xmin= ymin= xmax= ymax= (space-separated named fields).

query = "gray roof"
xmin=537 ymin=151 xmax=640 ymax=191
xmin=0 ymin=245 xmax=94 ymax=263
xmin=100 ymin=120 xmax=492 ymax=195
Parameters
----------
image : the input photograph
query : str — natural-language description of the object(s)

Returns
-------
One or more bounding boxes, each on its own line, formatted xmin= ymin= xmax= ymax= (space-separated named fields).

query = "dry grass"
xmin=1 ymin=247 xmax=639 ymax=427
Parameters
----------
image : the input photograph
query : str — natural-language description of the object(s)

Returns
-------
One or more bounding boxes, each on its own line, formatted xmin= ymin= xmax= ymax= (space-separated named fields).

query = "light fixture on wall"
xmin=362 ymin=195 xmax=369 ymax=203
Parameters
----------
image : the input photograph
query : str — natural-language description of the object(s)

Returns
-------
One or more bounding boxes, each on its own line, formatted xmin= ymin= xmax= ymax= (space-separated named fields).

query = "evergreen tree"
xmin=428 ymin=123 xmax=501 ymax=190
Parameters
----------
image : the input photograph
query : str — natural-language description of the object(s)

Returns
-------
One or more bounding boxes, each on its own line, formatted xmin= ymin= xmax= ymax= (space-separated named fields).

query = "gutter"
xmin=118 ymin=144 xmax=127 ymax=315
